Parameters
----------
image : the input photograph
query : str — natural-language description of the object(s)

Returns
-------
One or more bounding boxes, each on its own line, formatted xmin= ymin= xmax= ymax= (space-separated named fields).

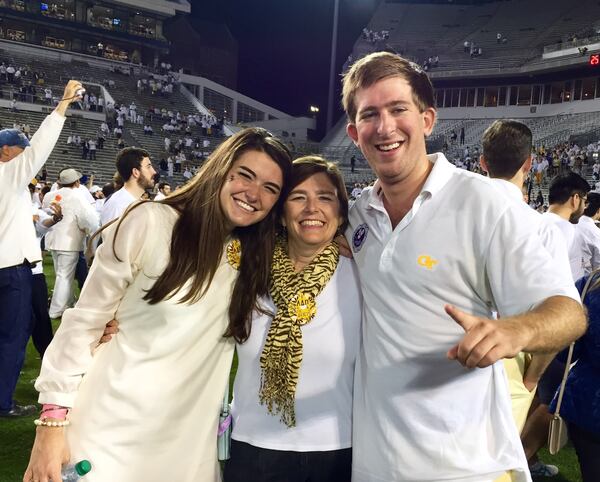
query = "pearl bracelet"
xmin=34 ymin=418 xmax=70 ymax=427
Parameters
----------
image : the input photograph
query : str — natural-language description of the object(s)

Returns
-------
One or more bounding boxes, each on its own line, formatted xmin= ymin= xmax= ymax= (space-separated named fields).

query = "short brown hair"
xmin=115 ymin=147 xmax=150 ymax=182
xmin=482 ymin=120 xmax=532 ymax=179
xmin=288 ymin=155 xmax=349 ymax=233
xmin=342 ymin=52 xmax=435 ymax=123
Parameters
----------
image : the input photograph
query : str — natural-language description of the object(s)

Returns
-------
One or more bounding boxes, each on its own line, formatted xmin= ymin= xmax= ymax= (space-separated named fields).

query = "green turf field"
xmin=0 ymin=255 xmax=583 ymax=481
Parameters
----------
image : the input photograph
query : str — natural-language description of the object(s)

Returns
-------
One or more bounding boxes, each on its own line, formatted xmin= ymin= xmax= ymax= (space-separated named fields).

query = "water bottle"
xmin=61 ymin=460 xmax=92 ymax=481
xmin=46 ymin=194 xmax=62 ymax=216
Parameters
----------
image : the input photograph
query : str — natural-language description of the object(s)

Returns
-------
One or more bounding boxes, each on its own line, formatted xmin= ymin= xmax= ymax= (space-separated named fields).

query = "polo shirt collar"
xmin=491 ymin=178 xmax=523 ymax=202
xmin=366 ymin=152 xmax=456 ymax=210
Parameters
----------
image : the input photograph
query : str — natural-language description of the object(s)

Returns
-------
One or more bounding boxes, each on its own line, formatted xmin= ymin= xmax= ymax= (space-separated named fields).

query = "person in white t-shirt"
xmin=522 ymin=171 xmax=590 ymax=476
xmin=224 ymin=156 xmax=361 ymax=482
xmin=574 ymin=192 xmax=600 ymax=277
xmin=341 ymin=52 xmax=585 ymax=482
xmin=153 ymin=182 xmax=171 ymax=201
xmin=100 ymin=148 xmax=156 ymax=226
xmin=543 ymin=172 xmax=591 ymax=281
xmin=479 ymin=120 xmax=574 ymax=441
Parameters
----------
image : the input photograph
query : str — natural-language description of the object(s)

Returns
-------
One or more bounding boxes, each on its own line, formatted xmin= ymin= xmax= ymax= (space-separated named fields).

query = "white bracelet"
xmin=34 ymin=418 xmax=70 ymax=427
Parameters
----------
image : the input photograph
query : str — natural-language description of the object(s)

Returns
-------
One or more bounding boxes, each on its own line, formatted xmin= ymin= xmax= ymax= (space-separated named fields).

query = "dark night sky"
xmin=191 ymin=0 xmax=379 ymax=138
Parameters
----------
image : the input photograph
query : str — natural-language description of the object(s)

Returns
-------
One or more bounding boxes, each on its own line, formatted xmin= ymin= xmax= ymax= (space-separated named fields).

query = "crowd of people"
xmin=0 ymin=59 xmax=104 ymax=111
xmin=361 ymin=27 xmax=389 ymax=44
xmin=1 ymin=51 xmax=599 ymax=482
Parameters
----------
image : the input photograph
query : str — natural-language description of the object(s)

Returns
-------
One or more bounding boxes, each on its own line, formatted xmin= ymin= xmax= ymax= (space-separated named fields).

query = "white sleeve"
xmin=35 ymin=205 xmax=154 ymax=406
xmin=485 ymin=206 xmax=580 ymax=318
xmin=590 ymin=227 xmax=600 ymax=271
xmin=6 ymin=112 xmax=65 ymax=191
xmin=35 ymin=209 xmax=52 ymax=237
xmin=76 ymin=199 xmax=100 ymax=235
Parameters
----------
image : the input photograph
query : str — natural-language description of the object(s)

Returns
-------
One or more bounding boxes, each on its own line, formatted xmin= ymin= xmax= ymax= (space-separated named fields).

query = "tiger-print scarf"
xmin=259 ymin=235 xmax=339 ymax=427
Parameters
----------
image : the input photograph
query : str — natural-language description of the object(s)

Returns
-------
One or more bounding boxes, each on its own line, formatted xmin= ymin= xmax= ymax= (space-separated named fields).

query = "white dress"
xmin=36 ymin=202 xmax=236 ymax=482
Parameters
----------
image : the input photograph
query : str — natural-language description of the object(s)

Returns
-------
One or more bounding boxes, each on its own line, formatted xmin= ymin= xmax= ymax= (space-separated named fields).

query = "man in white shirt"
xmin=154 ymin=182 xmax=171 ymax=201
xmin=574 ymin=192 xmax=600 ymax=277
xmin=341 ymin=52 xmax=585 ymax=481
xmin=479 ymin=121 xmax=577 ymax=478
xmin=0 ymin=80 xmax=83 ymax=417
xmin=44 ymin=169 xmax=100 ymax=319
xmin=479 ymin=119 xmax=573 ymax=429
xmin=100 ymin=147 xmax=156 ymax=226
xmin=543 ymin=172 xmax=590 ymax=281
xmin=521 ymin=171 xmax=590 ymax=476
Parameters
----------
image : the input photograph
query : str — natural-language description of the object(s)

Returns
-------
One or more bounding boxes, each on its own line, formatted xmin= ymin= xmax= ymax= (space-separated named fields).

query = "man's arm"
xmin=8 ymin=80 xmax=83 ymax=189
xmin=522 ymin=353 xmax=556 ymax=391
xmin=446 ymin=296 xmax=586 ymax=369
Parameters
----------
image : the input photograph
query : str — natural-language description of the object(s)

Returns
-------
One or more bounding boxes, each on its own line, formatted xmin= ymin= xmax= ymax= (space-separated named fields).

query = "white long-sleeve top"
xmin=0 ymin=111 xmax=65 ymax=268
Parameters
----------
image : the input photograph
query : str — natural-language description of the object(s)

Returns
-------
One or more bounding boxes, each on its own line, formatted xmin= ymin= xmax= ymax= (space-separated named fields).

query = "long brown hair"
xmin=111 ymin=127 xmax=292 ymax=343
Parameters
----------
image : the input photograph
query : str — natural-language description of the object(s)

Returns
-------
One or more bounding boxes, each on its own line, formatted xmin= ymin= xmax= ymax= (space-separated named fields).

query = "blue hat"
xmin=0 ymin=129 xmax=30 ymax=148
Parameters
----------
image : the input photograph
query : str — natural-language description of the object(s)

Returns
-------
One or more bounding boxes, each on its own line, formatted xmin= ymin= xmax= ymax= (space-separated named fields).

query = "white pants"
xmin=49 ymin=250 xmax=79 ymax=318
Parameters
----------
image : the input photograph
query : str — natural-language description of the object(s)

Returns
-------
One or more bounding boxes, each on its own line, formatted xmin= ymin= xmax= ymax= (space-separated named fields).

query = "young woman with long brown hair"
xmin=24 ymin=128 xmax=292 ymax=482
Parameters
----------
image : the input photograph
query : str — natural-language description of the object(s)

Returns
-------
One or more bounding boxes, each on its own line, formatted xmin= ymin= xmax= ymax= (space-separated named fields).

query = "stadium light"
xmin=310 ymin=105 xmax=320 ymax=113
xmin=326 ymin=0 xmax=340 ymax=132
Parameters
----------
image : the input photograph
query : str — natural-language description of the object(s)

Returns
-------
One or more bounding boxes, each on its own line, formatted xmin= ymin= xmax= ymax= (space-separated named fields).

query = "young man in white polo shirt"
xmin=100 ymin=147 xmax=156 ymax=226
xmin=342 ymin=52 xmax=586 ymax=482
xmin=479 ymin=120 xmax=576 ymax=478
xmin=543 ymin=172 xmax=590 ymax=281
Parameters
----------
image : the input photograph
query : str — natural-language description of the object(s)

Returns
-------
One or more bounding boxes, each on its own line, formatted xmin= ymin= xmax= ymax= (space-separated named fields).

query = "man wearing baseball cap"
xmin=43 ymin=168 xmax=99 ymax=319
xmin=0 ymin=80 xmax=83 ymax=417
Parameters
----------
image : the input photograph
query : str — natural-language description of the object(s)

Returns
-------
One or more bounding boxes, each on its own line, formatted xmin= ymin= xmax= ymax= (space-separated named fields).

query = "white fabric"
xmin=48 ymin=250 xmax=79 ymax=318
xmin=542 ymin=212 xmax=582 ymax=280
xmin=32 ymin=208 xmax=51 ymax=276
xmin=94 ymin=198 xmax=105 ymax=215
xmin=154 ymin=192 xmax=166 ymax=201
xmin=100 ymin=187 xmax=137 ymax=226
xmin=0 ymin=111 xmax=65 ymax=268
xmin=43 ymin=188 xmax=99 ymax=252
xmin=36 ymin=203 xmax=236 ymax=481
xmin=347 ymin=153 xmax=578 ymax=482
xmin=491 ymin=180 xmax=572 ymax=281
xmin=574 ymin=215 xmax=600 ymax=278
xmin=76 ymin=184 xmax=95 ymax=205
xmin=231 ymin=257 xmax=362 ymax=451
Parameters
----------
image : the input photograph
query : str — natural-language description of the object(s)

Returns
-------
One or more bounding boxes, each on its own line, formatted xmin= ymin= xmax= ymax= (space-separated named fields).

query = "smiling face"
xmin=283 ymin=172 xmax=343 ymax=255
xmin=219 ymin=149 xmax=284 ymax=230
xmin=346 ymin=76 xmax=436 ymax=185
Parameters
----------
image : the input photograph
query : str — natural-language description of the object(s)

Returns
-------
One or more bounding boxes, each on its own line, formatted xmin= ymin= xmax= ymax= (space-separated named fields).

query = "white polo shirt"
xmin=347 ymin=153 xmax=578 ymax=482
xmin=574 ymin=215 xmax=600 ymax=278
xmin=491 ymin=180 xmax=572 ymax=281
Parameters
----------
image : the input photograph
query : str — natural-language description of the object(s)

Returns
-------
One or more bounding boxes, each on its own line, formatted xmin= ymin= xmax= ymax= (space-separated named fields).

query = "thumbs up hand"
xmin=445 ymin=304 xmax=528 ymax=369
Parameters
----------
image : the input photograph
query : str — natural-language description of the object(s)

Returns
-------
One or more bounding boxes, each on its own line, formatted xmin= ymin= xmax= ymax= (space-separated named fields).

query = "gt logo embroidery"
xmin=352 ymin=223 xmax=369 ymax=252
xmin=417 ymin=255 xmax=438 ymax=270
